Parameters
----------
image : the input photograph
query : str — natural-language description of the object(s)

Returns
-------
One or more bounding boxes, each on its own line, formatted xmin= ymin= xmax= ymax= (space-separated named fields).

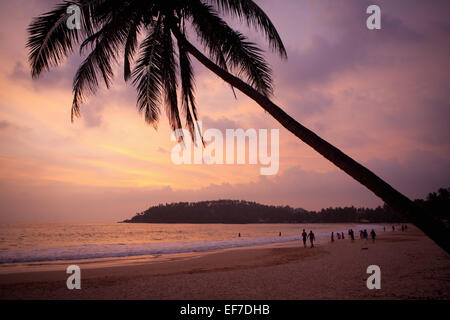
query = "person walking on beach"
xmin=331 ymin=232 xmax=334 ymax=242
xmin=309 ymin=230 xmax=315 ymax=248
xmin=370 ymin=229 xmax=376 ymax=242
xmin=350 ymin=229 xmax=355 ymax=241
xmin=363 ymin=229 xmax=368 ymax=240
xmin=341 ymin=232 xmax=345 ymax=240
xmin=301 ymin=229 xmax=308 ymax=248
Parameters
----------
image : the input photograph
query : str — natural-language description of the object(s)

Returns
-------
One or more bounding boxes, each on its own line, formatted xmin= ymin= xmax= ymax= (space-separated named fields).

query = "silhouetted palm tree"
xmin=27 ymin=0 xmax=448 ymax=252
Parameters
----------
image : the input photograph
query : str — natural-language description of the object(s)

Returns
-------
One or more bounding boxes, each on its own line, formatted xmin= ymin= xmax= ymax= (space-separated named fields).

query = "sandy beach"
xmin=0 ymin=226 xmax=448 ymax=300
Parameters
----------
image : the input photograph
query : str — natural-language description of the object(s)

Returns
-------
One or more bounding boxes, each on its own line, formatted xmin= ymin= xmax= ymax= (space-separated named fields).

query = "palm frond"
xmin=178 ymin=40 xmax=201 ymax=141
xmin=27 ymin=0 xmax=107 ymax=78
xmin=206 ymin=0 xmax=287 ymax=58
xmin=27 ymin=3 xmax=80 ymax=78
xmin=186 ymin=2 xmax=273 ymax=96
xmin=71 ymin=9 xmax=133 ymax=120
xmin=160 ymin=21 xmax=183 ymax=137
xmin=131 ymin=21 xmax=164 ymax=126
xmin=124 ymin=21 xmax=141 ymax=81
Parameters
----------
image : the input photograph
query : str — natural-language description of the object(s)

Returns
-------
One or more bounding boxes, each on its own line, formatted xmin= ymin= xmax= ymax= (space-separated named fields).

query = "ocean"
xmin=0 ymin=222 xmax=385 ymax=266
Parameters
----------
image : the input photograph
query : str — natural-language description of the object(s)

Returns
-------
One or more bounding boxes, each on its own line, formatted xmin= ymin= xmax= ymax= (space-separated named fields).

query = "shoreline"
xmin=0 ymin=227 xmax=449 ymax=299
xmin=0 ymin=223 xmax=387 ymax=271
xmin=0 ymin=228 xmax=450 ymax=300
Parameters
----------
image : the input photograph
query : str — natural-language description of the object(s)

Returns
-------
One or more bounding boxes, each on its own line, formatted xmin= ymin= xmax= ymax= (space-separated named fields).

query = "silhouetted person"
xmin=384 ymin=226 xmax=386 ymax=232
xmin=363 ymin=229 xmax=368 ymax=240
xmin=392 ymin=225 xmax=395 ymax=231
xmin=337 ymin=232 xmax=341 ymax=240
xmin=370 ymin=229 xmax=376 ymax=242
xmin=301 ymin=229 xmax=308 ymax=248
xmin=309 ymin=230 xmax=315 ymax=248
xmin=341 ymin=232 xmax=345 ymax=240
xmin=279 ymin=232 xmax=282 ymax=237
xmin=238 ymin=233 xmax=241 ymax=237
xmin=331 ymin=232 xmax=334 ymax=242
xmin=350 ymin=229 xmax=355 ymax=241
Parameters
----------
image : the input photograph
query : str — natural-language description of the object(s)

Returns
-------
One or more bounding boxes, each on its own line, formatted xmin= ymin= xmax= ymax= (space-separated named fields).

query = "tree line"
xmin=123 ymin=187 xmax=449 ymax=224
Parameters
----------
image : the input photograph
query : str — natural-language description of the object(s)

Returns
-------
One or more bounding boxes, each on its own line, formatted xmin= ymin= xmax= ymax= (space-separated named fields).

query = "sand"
xmin=0 ymin=227 xmax=449 ymax=299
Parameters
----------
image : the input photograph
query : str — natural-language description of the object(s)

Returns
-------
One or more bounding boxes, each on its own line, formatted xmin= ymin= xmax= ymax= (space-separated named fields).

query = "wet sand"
xmin=0 ymin=227 xmax=449 ymax=299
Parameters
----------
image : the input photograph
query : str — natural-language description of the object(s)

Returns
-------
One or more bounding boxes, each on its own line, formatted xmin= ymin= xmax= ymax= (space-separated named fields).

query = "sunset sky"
xmin=0 ymin=0 xmax=449 ymax=222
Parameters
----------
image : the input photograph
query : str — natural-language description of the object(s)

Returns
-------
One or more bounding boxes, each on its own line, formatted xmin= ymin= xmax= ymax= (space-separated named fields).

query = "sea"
xmin=0 ymin=222 xmax=386 ymax=272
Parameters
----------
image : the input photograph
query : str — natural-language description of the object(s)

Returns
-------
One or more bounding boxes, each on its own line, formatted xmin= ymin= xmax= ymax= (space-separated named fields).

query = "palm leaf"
xmin=131 ymin=20 xmax=164 ymax=126
xmin=178 ymin=40 xmax=202 ymax=142
xmin=186 ymin=2 xmax=273 ymax=96
xmin=71 ymin=7 xmax=133 ymax=120
xmin=206 ymin=0 xmax=287 ymax=58
xmin=27 ymin=3 xmax=80 ymax=78
xmin=160 ymin=21 xmax=183 ymax=137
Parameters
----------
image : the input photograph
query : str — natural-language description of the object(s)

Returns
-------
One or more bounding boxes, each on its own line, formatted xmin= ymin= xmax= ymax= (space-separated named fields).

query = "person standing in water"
xmin=309 ymin=230 xmax=315 ymax=248
xmin=301 ymin=229 xmax=308 ymax=248
xmin=331 ymin=232 xmax=334 ymax=242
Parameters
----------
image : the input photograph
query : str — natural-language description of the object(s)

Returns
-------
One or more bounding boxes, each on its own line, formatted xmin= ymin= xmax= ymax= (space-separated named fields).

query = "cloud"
xmin=2 ymin=148 xmax=448 ymax=222
xmin=0 ymin=0 xmax=449 ymax=223
xmin=201 ymin=116 xmax=242 ymax=132
xmin=273 ymin=2 xmax=424 ymax=91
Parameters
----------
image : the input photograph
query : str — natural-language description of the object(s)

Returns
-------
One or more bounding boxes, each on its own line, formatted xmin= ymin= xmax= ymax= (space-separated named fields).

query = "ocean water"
xmin=0 ymin=222 xmax=385 ymax=264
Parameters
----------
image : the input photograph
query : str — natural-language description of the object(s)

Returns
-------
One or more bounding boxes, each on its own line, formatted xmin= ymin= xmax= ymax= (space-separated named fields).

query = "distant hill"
xmin=123 ymin=187 xmax=449 ymax=224
xmin=123 ymin=199 xmax=407 ymax=224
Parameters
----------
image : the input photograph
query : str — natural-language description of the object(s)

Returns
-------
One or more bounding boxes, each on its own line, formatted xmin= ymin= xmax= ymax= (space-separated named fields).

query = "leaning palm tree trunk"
xmin=173 ymin=29 xmax=449 ymax=254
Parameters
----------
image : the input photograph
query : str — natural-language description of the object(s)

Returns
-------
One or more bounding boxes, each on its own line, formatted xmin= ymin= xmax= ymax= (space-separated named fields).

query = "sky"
xmin=0 ymin=0 xmax=449 ymax=222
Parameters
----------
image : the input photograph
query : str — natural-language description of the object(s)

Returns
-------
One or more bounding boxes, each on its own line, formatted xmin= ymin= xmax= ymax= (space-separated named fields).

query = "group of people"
xmin=300 ymin=228 xmax=378 ymax=247
xmin=301 ymin=229 xmax=315 ymax=248
xmin=357 ymin=229 xmax=377 ymax=241
xmin=331 ymin=229 xmax=356 ymax=242
xmin=390 ymin=224 xmax=408 ymax=232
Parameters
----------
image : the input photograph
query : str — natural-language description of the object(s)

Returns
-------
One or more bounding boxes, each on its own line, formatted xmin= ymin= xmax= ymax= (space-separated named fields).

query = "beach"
xmin=0 ymin=226 xmax=448 ymax=300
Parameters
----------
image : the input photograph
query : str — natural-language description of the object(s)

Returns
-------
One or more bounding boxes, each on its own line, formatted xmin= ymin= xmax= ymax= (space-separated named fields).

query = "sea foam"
xmin=0 ymin=225 xmax=383 ymax=264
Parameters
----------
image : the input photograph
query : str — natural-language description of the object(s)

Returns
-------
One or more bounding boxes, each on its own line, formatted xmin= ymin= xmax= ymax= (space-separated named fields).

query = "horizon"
xmin=0 ymin=0 xmax=449 ymax=222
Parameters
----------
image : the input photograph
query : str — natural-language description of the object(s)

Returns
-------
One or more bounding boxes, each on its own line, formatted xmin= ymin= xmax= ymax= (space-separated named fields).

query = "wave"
xmin=0 ymin=225 xmax=383 ymax=264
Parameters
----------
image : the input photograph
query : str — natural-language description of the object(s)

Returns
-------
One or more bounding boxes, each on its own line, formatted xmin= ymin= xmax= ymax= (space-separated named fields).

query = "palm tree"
xmin=27 ymin=0 xmax=448 ymax=252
